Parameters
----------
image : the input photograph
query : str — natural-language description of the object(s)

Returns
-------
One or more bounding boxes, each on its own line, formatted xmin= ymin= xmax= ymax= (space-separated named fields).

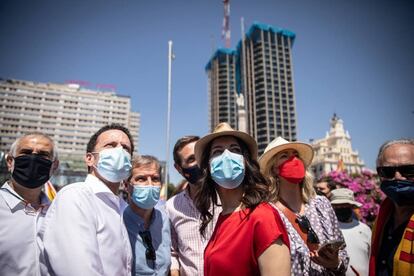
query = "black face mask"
xmin=181 ymin=165 xmax=202 ymax=185
xmin=381 ymin=179 xmax=414 ymax=206
xmin=12 ymin=154 xmax=53 ymax=189
xmin=334 ymin=208 xmax=353 ymax=222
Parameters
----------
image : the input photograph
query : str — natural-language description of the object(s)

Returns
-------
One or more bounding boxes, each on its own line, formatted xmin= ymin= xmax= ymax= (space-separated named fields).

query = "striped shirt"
xmin=166 ymin=186 xmax=220 ymax=276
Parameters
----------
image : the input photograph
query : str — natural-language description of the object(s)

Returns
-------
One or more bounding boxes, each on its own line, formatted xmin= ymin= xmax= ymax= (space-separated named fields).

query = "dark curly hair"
xmin=194 ymin=136 xmax=270 ymax=237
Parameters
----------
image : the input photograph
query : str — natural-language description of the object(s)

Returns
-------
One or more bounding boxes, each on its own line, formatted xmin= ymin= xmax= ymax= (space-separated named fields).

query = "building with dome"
xmin=310 ymin=114 xmax=365 ymax=179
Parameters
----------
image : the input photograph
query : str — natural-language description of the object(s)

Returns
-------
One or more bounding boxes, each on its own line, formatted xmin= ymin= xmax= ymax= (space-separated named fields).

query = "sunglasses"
xmin=139 ymin=231 xmax=156 ymax=261
xmin=377 ymin=165 xmax=414 ymax=179
xmin=296 ymin=215 xmax=320 ymax=244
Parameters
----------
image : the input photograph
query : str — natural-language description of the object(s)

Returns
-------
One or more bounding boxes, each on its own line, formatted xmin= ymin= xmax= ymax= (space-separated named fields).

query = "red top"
xmin=204 ymin=202 xmax=290 ymax=276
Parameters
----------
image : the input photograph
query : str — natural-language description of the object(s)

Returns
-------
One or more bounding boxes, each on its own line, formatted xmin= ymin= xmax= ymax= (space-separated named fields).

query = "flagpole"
xmin=164 ymin=40 xmax=173 ymax=199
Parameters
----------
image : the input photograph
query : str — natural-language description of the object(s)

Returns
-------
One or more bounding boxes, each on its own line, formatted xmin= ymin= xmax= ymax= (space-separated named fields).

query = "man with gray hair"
xmin=0 ymin=132 xmax=59 ymax=275
xmin=123 ymin=155 xmax=171 ymax=275
xmin=369 ymin=138 xmax=414 ymax=276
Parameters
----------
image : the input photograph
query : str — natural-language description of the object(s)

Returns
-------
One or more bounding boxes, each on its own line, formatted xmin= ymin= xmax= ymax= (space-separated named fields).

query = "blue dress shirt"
xmin=123 ymin=205 xmax=171 ymax=276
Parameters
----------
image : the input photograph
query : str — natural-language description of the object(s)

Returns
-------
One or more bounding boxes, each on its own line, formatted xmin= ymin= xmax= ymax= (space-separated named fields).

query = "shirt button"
xmin=382 ymin=260 xmax=386 ymax=264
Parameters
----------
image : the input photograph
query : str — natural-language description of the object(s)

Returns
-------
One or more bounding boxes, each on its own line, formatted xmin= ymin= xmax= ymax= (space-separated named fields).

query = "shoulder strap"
xmin=279 ymin=204 xmax=308 ymax=243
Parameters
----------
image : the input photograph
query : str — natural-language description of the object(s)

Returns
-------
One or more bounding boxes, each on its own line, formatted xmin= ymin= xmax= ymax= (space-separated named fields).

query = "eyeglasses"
xmin=296 ymin=215 xmax=320 ymax=244
xmin=377 ymin=165 xmax=414 ymax=179
xmin=139 ymin=231 xmax=156 ymax=261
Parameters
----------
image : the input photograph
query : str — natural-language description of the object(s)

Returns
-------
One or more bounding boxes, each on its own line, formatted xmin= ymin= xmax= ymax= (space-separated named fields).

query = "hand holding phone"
xmin=311 ymin=239 xmax=344 ymax=269
xmin=318 ymin=239 xmax=345 ymax=254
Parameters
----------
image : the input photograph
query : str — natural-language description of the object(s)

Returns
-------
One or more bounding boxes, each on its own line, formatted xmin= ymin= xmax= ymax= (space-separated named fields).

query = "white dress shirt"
xmin=0 ymin=182 xmax=50 ymax=276
xmin=38 ymin=174 xmax=132 ymax=276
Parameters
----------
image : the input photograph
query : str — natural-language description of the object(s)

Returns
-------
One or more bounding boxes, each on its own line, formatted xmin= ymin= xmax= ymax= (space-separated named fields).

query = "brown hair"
xmin=173 ymin=136 xmax=200 ymax=166
xmin=194 ymin=136 xmax=269 ymax=237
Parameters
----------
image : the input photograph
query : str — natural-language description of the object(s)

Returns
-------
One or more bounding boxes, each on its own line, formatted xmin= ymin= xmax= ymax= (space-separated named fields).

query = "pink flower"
xmin=325 ymin=169 xmax=384 ymax=226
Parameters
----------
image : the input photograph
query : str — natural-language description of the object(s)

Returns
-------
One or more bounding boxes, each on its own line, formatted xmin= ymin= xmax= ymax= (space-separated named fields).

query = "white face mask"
xmin=94 ymin=147 xmax=132 ymax=183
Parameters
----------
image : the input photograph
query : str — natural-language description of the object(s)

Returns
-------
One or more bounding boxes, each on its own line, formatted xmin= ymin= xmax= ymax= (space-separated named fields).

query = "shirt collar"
xmin=184 ymin=184 xmax=191 ymax=199
xmin=0 ymin=182 xmax=22 ymax=210
xmin=86 ymin=174 xmax=125 ymax=211
xmin=125 ymin=205 xmax=158 ymax=230
xmin=86 ymin=174 xmax=116 ymax=195
xmin=0 ymin=181 xmax=50 ymax=210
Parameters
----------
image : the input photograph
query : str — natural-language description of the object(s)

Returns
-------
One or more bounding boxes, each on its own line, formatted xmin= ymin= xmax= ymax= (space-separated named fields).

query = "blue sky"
xmin=1 ymin=0 xmax=413 ymax=184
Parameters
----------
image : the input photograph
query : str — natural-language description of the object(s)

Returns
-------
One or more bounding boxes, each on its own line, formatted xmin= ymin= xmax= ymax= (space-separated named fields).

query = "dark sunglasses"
xmin=139 ymin=231 xmax=156 ymax=261
xmin=377 ymin=165 xmax=414 ymax=179
xmin=296 ymin=215 xmax=320 ymax=244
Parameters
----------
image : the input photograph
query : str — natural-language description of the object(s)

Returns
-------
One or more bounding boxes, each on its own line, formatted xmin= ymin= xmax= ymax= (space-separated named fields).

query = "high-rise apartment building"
xmin=0 ymin=78 xmax=140 ymax=159
xmin=206 ymin=48 xmax=238 ymax=130
xmin=207 ymin=22 xmax=298 ymax=155
xmin=239 ymin=23 xmax=297 ymax=154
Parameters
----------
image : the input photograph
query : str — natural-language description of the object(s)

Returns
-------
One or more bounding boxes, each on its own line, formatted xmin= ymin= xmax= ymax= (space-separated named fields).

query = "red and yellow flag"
xmin=45 ymin=181 xmax=57 ymax=201
xmin=336 ymin=158 xmax=345 ymax=172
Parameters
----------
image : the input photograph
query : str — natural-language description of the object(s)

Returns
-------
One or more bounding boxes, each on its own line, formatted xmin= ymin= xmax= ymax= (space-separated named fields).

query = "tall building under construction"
xmin=206 ymin=22 xmax=298 ymax=155
xmin=206 ymin=49 xmax=238 ymax=131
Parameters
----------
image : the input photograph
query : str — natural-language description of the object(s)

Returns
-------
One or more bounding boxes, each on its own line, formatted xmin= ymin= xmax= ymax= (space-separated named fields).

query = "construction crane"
xmin=222 ymin=0 xmax=231 ymax=48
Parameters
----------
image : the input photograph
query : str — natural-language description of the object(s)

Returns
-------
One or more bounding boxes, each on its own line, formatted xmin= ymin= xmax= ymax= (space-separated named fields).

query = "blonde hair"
xmin=263 ymin=154 xmax=316 ymax=203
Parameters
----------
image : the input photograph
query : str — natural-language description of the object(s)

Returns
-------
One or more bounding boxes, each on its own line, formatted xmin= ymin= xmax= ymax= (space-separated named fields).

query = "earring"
xmin=275 ymin=177 xmax=280 ymax=185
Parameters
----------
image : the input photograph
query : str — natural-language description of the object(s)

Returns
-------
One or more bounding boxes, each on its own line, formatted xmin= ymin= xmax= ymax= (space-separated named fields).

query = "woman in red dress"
xmin=193 ymin=123 xmax=291 ymax=276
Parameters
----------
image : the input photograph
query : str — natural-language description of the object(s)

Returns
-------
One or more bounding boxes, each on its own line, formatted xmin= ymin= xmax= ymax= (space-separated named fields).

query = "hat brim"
xmin=330 ymin=199 xmax=362 ymax=208
xmin=259 ymin=142 xmax=314 ymax=173
xmin=195 ymin=130 xmax=258 ymax=165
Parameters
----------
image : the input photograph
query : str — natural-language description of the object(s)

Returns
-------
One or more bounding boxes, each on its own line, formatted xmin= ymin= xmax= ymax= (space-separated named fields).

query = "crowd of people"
xmin=0 ymin=122 xmax=413 ymax=276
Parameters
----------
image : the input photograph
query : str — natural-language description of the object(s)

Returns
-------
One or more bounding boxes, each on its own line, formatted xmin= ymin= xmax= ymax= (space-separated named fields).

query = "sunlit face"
xmin=94 ymin=129 xmax=132 ymax=154
xmin=209 ymin=136 xmax=242 ymax=160
xmin=129 ymin=163 xmax=161 ymax=188
xmin=178 ymin=141 xmax=197 ymax=169
xmin=7 ymin=135 xmax=55 ymax=172
xmin=271 ymin=149 xmax=300 ymax=175
xmin=85 ymin=129 xmax=132 ymax=169
xmin=315 ymin=181 xmax=331 ymax=197
xmin=380 ymin=144 xmax=414 ymax=181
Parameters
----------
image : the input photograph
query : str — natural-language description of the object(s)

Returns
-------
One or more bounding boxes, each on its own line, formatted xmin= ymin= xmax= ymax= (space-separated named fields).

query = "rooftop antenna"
xmin=210 ymin=34 xmax=216 ymax=54
xmin=222 ymin=0 xmax=231 ymax=48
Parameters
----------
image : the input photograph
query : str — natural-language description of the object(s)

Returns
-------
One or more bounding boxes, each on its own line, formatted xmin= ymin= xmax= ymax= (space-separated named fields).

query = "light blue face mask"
xmin=95 ymin=147 xmax=132 ymax=183
xmin=210 ymin=149 xmax=245 ymax=189
xmin=131 ymin=185 xmax=161 ymax=209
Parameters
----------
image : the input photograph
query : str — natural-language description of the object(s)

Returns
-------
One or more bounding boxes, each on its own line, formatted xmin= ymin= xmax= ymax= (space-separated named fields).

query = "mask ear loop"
xmin=85 ymin=152 xmax=99 ymax=173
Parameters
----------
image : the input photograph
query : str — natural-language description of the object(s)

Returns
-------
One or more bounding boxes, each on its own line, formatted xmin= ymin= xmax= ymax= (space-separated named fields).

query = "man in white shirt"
xmin=166 ymin=136 xmax=220 ymax=276
xmin=330 ymin=188 xmax=372 ymax=276
xmin=0 ymin=132 xmax=59 ymax=276
xmin=39 ymin=124 xmax=134 ymax=276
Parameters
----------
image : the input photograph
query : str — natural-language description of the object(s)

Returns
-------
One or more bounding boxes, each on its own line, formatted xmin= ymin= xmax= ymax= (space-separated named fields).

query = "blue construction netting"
xmin=245 ymin=21 xmax=296 ymax=43
xmin=205 ymin=48 xmax=237 ymax=71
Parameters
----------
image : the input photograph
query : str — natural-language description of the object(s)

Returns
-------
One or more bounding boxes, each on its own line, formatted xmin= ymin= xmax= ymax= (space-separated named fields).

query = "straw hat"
xmin=194 ymin=122 xmax=258 ymax=164
xmin=259 ymin=136 xmax=314 ymax=173
xmin=330 ymin=188 xmax=362 ymax=207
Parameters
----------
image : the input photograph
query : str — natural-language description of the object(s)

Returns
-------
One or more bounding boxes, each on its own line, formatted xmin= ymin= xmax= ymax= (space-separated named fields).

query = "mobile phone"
xmin=318 ymin=239 xmax=345 ymax=253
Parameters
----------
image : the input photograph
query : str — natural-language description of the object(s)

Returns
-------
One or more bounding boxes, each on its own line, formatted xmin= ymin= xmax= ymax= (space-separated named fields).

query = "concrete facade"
xmin=206 ymin=22 xmax=298 ymax=155
xmin=0 ymin=78 xmax=140 ymax=158
xmin=311 ymin=114 xmax=365 ymax=178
